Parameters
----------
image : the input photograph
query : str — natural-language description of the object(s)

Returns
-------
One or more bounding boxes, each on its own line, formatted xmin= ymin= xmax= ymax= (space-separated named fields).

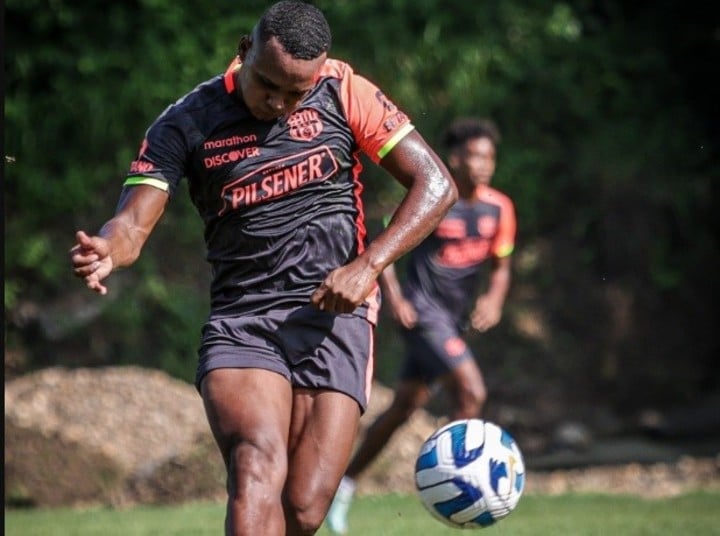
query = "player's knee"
xmin=284 ymin=480 xmax=335 ymax=534
xmin=228 ymin=438 xmax=287 ymax=499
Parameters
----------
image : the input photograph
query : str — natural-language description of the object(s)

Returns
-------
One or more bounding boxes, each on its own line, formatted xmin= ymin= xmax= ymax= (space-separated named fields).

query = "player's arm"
xmin=370 ymin=129 xmax=457 ymax=271
xmin=311 ymin=130 xmax=456 ymax=313
xmin=471 ymin=254 xmax=512 ymax=332
xmin=70 ymin=185 xmax=169 ymax=295
xmin=378 ymin=263 xmax=418 ymax=329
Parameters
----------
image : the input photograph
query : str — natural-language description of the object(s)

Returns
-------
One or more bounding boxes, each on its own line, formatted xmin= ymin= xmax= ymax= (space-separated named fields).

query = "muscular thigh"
xmin=285 ymin=389 xmax=361 ymax=502
xmin=201 ymin=368 xmax=293 ymax=466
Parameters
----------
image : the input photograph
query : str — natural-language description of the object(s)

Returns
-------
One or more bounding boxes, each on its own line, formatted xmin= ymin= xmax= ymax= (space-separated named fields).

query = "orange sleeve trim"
xmin=332 ymin=59 xmax=413 ymax=163
xmin=478 ymin=185 xmax=517 ymax=257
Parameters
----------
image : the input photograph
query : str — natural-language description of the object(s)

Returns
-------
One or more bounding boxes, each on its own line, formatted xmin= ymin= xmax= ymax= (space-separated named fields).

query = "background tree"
xmin=5 ymin=1 xmax=719 ymax=427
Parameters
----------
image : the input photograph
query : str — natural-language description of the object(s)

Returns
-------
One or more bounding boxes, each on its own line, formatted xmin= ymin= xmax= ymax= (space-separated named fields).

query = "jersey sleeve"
xmin=335 ymin=64 xmax=415 ymax=163
xmin=491 ymin=191 xmax=516 ymax=258
xmin=124 ymin=112 xmax=189 ymax=197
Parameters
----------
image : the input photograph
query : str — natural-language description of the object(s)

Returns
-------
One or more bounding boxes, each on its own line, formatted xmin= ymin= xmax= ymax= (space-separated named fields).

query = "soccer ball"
xmin=414 ymin=419 xmax=525 ymax=528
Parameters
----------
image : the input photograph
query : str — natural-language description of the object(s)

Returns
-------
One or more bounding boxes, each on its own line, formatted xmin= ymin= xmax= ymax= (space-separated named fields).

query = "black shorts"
xmin=195 ymin=305 xmax=374 ymax=411
xmin=398 ymin=313 xmax=473 ymax=383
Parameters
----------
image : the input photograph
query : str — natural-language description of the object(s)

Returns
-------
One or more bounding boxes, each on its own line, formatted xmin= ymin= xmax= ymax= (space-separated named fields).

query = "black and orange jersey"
xmin=404 ymin=185 xmax=516 ymax=326
xmin=124 ymin=58 xmax=414 ymax=321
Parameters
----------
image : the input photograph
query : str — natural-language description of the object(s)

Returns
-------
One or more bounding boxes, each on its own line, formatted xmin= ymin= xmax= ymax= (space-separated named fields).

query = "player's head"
xmin=236 ymin=1 xmax=331 ymax=121
xmin=443 ymin=118 xmax=501 ymax=189
xmin=255 ymin=1 xmax=332 ymax=60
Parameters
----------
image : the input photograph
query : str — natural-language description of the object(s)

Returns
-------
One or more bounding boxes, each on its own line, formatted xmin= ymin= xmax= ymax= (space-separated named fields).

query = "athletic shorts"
xmin=398 ymin=312 xmax=474 ymax=383
xmin=195 ymin=305 xmax=374 ymax=412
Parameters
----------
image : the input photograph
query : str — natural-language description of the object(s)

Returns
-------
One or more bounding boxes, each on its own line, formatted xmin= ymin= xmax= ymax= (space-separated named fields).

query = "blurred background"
xmin=4 ymin=0 xmax=720 ymax=507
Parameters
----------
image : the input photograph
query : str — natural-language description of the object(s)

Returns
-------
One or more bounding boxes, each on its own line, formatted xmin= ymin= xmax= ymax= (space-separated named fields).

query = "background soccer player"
xmin=327 ymin=118 xmax=516 ymax=534
xmin=69 ymin=2 xmax=457 ymax=535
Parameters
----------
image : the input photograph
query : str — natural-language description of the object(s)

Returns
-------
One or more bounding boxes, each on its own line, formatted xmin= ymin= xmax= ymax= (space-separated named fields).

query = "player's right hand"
xmin=70 ymin=230 xmax=114 ymax=295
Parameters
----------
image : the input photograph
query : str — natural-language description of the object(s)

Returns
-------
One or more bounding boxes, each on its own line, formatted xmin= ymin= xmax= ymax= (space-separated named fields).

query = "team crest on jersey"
xmin=287 ymin=108 xmax=323 ymax=141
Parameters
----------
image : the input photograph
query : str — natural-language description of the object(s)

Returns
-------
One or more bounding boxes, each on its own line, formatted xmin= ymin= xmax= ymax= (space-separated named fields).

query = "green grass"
xmin=5 ymin=491 xmax=720 ymax=536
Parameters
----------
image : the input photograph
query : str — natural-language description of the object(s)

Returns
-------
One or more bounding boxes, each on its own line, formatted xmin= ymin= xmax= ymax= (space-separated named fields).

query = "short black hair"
xmin=443 ymin=118 xmax=501 ymax=152
xmin=256 ymin=1 xmax=332 ymax=60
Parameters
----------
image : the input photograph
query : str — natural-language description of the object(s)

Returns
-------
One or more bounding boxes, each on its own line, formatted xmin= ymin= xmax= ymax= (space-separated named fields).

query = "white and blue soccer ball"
xmin=415 ymin=419 xmax=525 ymax=529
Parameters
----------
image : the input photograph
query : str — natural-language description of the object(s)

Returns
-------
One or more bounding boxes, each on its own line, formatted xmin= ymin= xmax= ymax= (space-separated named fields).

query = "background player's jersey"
xmin=404 ymin=185 xmax=516 ymax=327
xmin=124 ymin=58 xmax=414 ymax=320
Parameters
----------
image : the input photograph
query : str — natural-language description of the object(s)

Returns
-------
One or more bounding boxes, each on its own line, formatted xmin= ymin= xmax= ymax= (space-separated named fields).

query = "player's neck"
xmin=456 ymin=183 xmax=478 ymax=201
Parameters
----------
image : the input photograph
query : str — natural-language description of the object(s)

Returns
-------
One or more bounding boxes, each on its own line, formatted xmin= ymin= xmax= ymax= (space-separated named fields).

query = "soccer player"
xmin=68 ymin=2 xmax=456 ymax=535
xmin=326 ymin=118 xmax=516 ymax=534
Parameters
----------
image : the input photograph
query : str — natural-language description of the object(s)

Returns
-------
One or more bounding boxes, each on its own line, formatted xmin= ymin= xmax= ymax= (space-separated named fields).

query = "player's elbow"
xmin=441 ymin=174 xmax=458 ymax=207
xmin=431 ymin=172 xmax=457 ymax=215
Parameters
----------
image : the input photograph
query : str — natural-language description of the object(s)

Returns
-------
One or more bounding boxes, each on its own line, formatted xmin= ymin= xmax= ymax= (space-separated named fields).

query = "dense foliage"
xmin=5 ymin=1 xmax=719 ymax=412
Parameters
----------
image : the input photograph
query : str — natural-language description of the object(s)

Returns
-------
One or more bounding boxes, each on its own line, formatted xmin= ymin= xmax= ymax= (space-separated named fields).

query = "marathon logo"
xmin=219 ymin=145 xmax=338 ymax=214
xmin=203 ymin=134 xmax=260 ymax=169
xmin=204 ymin=134 xmax=258 ymax=149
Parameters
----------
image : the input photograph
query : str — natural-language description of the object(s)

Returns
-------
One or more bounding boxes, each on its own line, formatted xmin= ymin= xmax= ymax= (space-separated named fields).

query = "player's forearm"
xmin=97 ymin=217 xmax=149 ymax=269
xmin=484 ymin=263 xmax=512 ymax=306
xmin=97 ymin=184 xmax=168 ymax=271
xmin=378 ymin=264 xmax=406 ymax=308
xmin=363 ymin=177 xmax=456 ymax=275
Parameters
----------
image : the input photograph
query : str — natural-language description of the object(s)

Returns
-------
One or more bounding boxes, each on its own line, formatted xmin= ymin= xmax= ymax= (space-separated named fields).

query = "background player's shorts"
xmin=398 ymin=311 xmax=474 ymax=383
xmin=195 ymin=305 xmax=374 ymax=412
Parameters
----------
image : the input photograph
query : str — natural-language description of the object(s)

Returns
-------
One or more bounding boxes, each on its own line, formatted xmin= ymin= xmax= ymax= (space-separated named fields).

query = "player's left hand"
xmin=470 ymin=295 xmax=503 ymax=332
xmin=310 ymin=259 xmax=379 ymax=314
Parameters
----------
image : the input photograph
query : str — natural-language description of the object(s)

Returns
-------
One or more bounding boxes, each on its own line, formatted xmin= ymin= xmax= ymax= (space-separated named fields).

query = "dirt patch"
xmin=4 ymin=367 xmax=719 ymax=508
xmin=4 ymin=367 xmax=211 ymax=506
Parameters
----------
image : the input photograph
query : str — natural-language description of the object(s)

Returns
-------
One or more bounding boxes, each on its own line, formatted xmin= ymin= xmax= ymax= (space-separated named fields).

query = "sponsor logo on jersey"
xmin=383 ymin=111 xmax=409 ymax=133
xmin=435 ymin=218 xmax=467 ymax=239
xmin=204 ymin=146 xmax=261 ymax=169
xmin=218 ymin=145 xmax=338 ymax=214
xmin=129 ymin=138 xmax=156 ymax=173
xmin=203 ymin=134 xmax=258 ymax=149
xmin=477 ymin=215 xmax=498 ymax=237
xmin=287 ymin=108 xmax=323 ymax=142
xmin=203 ymin=134 xmax=261 ymax=169
xmin=436 ymin=238 xmax=492 ymax=268
xmin=129 ymin=159 xmax=156 ymax=173
xmin=375 ymin=90 xmax=397 ymax=112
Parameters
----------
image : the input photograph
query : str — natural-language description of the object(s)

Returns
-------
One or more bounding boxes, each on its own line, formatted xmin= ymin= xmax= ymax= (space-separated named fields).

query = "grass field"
xmin=6 ymin=491 xmax=720 ymax=535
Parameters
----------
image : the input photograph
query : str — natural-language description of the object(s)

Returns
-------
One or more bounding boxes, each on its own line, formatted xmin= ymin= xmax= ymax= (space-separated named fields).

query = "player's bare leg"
xmin=326 ymin=380 xmax=431 ymax=534
xmin=346 ymin=379 xmax=431 ymax=478
xmin=283 ymin=388 xmax=361 ymax=535
xmin=441 ymin=359 xmax=487 ymax=419
xmin=201 ymin=368 xmax=293 ymax=536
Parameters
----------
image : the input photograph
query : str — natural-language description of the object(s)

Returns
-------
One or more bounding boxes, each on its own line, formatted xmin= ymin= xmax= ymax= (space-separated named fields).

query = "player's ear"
xmin=447 ymin=152 xmax=460 ymax=171
xmin=237 ymin=35 xmax=251 ymax=60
